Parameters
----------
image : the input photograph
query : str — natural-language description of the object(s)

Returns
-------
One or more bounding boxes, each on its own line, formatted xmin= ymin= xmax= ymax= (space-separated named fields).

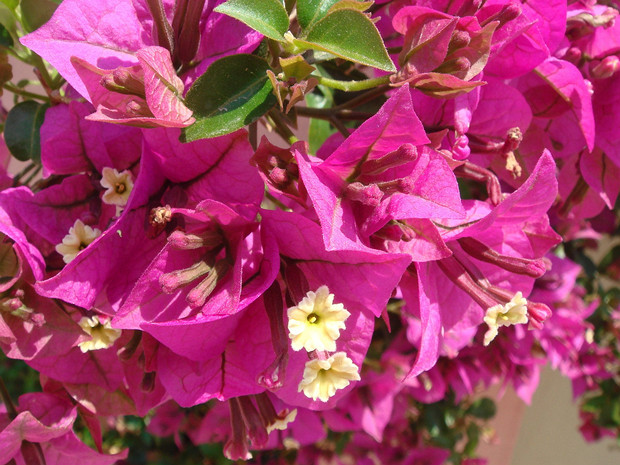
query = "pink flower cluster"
xmin=1 ymin=0 xmax=619 ymax=462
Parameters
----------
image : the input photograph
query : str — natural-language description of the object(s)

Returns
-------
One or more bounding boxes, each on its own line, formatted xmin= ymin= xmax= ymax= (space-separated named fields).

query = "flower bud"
xmin=564 ymin=47 xmax=583 ymax=65
xmin=591 ymin=55 xmax=620 ymax=79
xmin=159 ymin=261 xmax=211 ymax=293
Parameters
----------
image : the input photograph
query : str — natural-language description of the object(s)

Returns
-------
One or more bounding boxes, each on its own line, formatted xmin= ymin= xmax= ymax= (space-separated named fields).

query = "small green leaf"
xmin=20 ymin=0 xmax=60 ymax=32
xmin=297 ymin=0 xmax=339 ymax=30
xmin=214 ymin=0 xmax=289 ymax=42
xmin=467 ymin=397 xmax=496 ymax=420
xmin=182 ymin=54 xmax=277 ymax=141
xmin=4 ymin=100 xmax=49 ymax=163
xmin=297 ymin=9 xmax=396 ymax=72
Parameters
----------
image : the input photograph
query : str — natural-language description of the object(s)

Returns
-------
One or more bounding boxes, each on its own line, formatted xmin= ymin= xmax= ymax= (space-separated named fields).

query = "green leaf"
xmin=214 ymin=0 xmax=289 ymax=42
xmin=326 ymin=0 xmax=373 ymax=14
xmin=4 ymin=100 xmax=48 ymax=162
xmin=20 ymin=0 xmax=59 ymax=32
xmin=182 ymin=54 xmax=277 ymax=141
xmin=0 ymin=0 xmax=18 ymax=10
xmin=297 ymin=9 xmax=396 ymax=72
xmin=297 ymin=0 xmax=339 ymax=30
xmin=0 ymin=22 xmax=13 ymax=46
xmin=466 ymin=397 xmax=496 ymax=420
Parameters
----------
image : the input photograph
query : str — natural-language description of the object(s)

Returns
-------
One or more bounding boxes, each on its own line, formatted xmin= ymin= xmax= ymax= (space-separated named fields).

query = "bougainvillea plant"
xmin=0 ymin=0 xmax=619 ymax=464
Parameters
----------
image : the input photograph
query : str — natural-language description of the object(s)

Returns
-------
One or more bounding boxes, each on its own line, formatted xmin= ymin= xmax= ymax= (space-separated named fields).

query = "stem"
xmin=24 ymin=166 xmax=42 ymax=186
xmin=313 ymin=74 xmax=391 ymax=92
xmin=296 ymin=107 xmax=372 ymax=121
xmin=12 ymin=162 xmax=37 ymax=187
xmin=29 ymin=54 xmax=54 ymax=90
xmin=2 ymin=83 xmax=49 ymax=102
xmin=329 ymin=115 xmax=350 ymax=138
xmin=249 ymin=122 xmax=258 ymax=151
xmin=0 ymin=377 xmax=18 ymax=419
xmin=268 ymin=110 xmax=298 ymax=145
xmin=332 ymin=84 xmax=391 ymax=110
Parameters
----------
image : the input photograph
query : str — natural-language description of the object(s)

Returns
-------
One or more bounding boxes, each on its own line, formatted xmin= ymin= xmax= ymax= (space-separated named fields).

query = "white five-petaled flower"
xmin=100 ymin=167 xmax=134 ymax=206
xmin=287 ymin=285 xmax=350 ymax=352
xmin=483 ymin=291 xmax=529 ymax=346
xmin=55 ymin=219 xmax=102 ymax=264
xmin=77 ymin=315 xmax=122 ymax=353
xmin=298 ymin=352 xmax=361 ymax=402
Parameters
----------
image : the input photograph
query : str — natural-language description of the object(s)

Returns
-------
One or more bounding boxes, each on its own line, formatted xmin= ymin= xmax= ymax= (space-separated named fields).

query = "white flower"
xmin=287 ymin=285 xmax=350 ymax=352
xmin=78 ymin=315 xmax=122 ymax=352
xmin=55 ymin=219 xmax=101 ymax=264
xmin=298 ymin=352 xmax=360 ymax=402
xmin=100 ymin=167 xmax=134 ymax=206
xmin=267 ymin=409 xmax=297 ymax=433
xmin=483 ymin=292 xmax=528 ymax=346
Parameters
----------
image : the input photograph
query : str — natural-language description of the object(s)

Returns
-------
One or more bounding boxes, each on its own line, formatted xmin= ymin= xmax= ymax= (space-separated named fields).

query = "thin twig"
xmin=12 ymin=162 xmax=37 ymax=187
xmin=268 ymin=110 xmax=298 ymax=145
xmin=296 ymin=106 xmax=372 ymax=121
xmin=23 ymin=166 xmax=42 ymax=186
xmin=329 ymin=115 xmax=350 ymax=138
xmin=3 ymin=83 xmax=49 ymax=102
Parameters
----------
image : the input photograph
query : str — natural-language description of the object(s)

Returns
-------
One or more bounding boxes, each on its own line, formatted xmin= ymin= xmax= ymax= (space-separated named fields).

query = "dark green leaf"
xmin=0 ymin=22 xmax=12 ymax=46
xmin=467 ymin=397 xmax=496 ymax=420
xmin=4 ymin=100 xmax=48 ymax=162
xmin=182 ymin=54 xmax=277 ymax=141
xmin=20 ymin=0 xmax=59 ymax=32
xmin=297 ymin=0 xmax=339 ymax=30
xmin=297 ymin=9 xmax=395 ymax=72
xmin=214 ymin=0 xmax=289 ymax=42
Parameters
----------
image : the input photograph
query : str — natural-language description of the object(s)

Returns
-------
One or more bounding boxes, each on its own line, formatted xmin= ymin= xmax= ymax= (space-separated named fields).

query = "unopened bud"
xmin=496 ymin=1 xmax=522 ymax=27
xmin=112 ymin=68 xmax=146 ymax=96
xmin=159 ymin=261 xmax=211 ymax=293
xmin=125 ymin=98 xmax=153 ymax=117
xmin=564 ymin=47 xmax=583 ymax=65
xmin=344 ymin=182 xmax=383 ymax=206
xmin=449 ymin=30 xmax=471 ymax=52
xmin=186 ymin=260 xmax=229 ymax=307
xmin=268 ymin=166 xmax=292 ymax=189
xmin=361 ymin=143 xmax=418 ymax=176
xmin=167 ymin=230 xmax=221 ymax=250
xmin=527 ymin=301 xmax=552 ymax=330
xmin=434 ymin=56 xmax=471 ymax=75
xmin=459 ymin=237 xmax=548 ymax=278
xmin=481 ymin=1 xmax=522 ymax=28
xmin=591 ymin=55 xmax=620 ymax=79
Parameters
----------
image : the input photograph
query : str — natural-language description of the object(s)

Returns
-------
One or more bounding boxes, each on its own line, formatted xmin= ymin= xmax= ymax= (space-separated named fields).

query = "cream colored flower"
xmin=483 ymin=292 xmax=528 ymax=346
xmin=267 ymin=409 xmax=297 ymax=433
xmin=55 ymin=219 xmax=101 ymax=264
xmin=298 ymin=352 xmax=360 ymax=402
xmin=100 ymin=167 xmax=134 ymax=206
xmin=78 ymin=315 xmax=122 ymax=353
xmin=288 ymin=285 xmax=350 ymax=352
